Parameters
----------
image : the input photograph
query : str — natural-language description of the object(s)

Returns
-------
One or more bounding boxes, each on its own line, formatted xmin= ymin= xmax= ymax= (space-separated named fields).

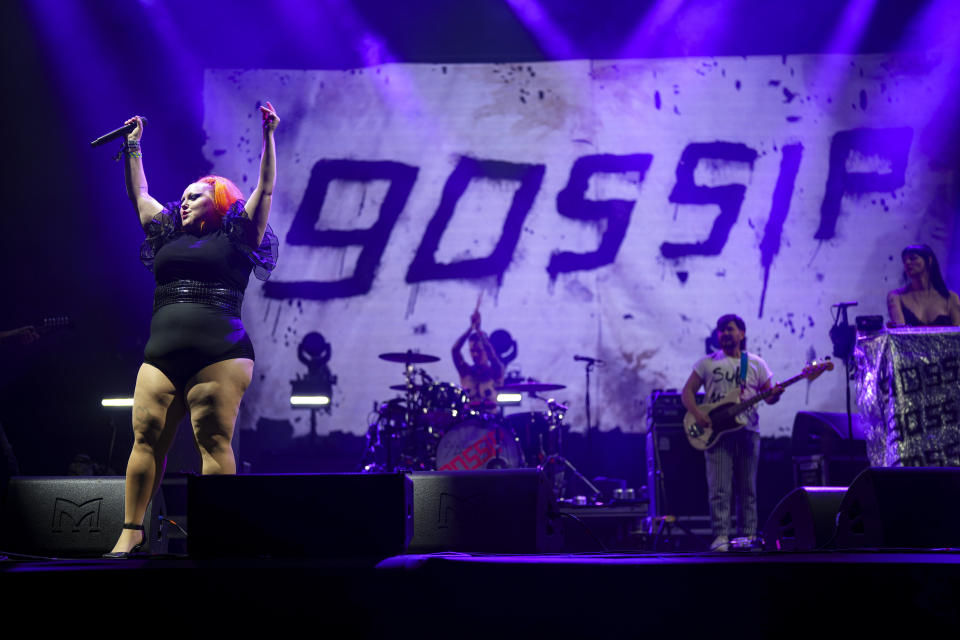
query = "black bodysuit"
xmin=902 ymin=305 xmax=953 ymax=327
xmin=141 ymin=200 xmax=278 ymax=387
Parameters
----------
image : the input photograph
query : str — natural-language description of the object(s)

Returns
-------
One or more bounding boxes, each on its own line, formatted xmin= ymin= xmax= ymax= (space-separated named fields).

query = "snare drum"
xmin=416 ymin=382 xmax=468 ymax=429
xmin=436 ymin=416 xmax=525 ymax=471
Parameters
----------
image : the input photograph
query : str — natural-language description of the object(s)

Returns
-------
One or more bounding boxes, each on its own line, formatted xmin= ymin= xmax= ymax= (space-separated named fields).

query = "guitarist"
xmin=681 ymin=314 xmax=782 ymax=552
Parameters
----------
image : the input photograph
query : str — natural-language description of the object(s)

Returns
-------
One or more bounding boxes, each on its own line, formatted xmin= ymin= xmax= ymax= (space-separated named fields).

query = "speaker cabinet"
xmin=0 ymin=476 xmax=165 ymax=557
xmin=836 ymin=467 xmax=960 ymax=549
xmin=791 ymin=411 xmax=864 ymax=455
xmin=762 ymin=486 xmax=847 ymax=551
xmin=791 ymin=411 xmax=869 ymax=486
xmin=408 ymin=469 xmax=559 ymax=553
xmin=187 ymin=473 xmax=412 ymax=558
xmin=646 ymin=425 xmax=709 ymax=517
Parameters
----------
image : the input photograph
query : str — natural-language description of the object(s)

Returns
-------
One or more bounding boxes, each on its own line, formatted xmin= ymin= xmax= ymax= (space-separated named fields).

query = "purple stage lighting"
xmin=618 ymin=0 xmax=685 ymax=59
xmin=823 ymin=0 xmax=879 ymax=55
xmin=23 ymin=0 xmax=126 ymax=134
xmin=503 ymin=0 xmax=576 ymax=60
xmin=322 ymin=0 xmax=399 ymax=66
xmin=894 ymin=0 xmax=960 ymax=288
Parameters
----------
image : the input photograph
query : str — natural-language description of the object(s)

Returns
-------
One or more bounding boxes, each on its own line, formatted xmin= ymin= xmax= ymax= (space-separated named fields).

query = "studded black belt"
xmin=153 ymin=279 xmax=244 ymax=317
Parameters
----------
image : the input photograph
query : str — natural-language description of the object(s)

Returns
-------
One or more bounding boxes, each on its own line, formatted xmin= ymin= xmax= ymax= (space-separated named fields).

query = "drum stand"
xmin=542 ymin=452 xmax=601 ymax=501
xmin=390 ymin=361 xmax=428 ymax=472
xmin=535 ymin=396 xmax=601 ymax=501
xmin=488 ymin=425 xmax=509 ymax=469
xmin=368 ymin=350 xmax=442 ymax=473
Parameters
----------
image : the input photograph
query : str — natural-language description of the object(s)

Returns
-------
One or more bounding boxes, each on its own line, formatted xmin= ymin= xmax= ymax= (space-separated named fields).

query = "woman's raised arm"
xmin=122 ymin=116 xmax=163 ymax=229
xmin=244 ymin=102 xmax=279 ymax=244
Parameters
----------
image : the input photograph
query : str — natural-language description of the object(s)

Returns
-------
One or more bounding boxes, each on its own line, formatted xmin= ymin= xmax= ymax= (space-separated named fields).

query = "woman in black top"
xmin=887 ymin=244 xmax=960 ymax=327
xmin=106 ymin=103 xmax=279 ymax=557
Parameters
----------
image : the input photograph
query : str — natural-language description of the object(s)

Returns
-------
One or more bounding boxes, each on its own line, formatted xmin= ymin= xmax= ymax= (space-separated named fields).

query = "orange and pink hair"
xmin=197 ymin=175 xmax=243 ymax=217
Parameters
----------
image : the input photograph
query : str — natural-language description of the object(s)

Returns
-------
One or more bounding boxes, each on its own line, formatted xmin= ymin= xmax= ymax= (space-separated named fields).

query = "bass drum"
xmin=435 ymin=415 xmax=525 ymax=471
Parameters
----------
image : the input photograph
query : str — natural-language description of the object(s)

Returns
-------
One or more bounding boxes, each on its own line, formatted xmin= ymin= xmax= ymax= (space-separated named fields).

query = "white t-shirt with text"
xmin=692 ymin=351 xmax=773 ymax=431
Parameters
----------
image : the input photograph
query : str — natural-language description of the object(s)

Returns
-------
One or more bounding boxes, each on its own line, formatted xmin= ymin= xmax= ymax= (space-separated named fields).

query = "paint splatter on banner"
xmin=203 ymin=53 xmax=957 ymax=438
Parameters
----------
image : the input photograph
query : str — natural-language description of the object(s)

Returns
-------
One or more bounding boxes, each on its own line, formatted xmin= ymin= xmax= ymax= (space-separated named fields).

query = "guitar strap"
xmin=739 ymin=351 xmax=748 ymax=391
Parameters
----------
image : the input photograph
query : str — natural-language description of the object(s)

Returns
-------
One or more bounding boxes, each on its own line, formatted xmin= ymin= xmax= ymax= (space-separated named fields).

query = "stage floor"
xmin=3 ymin=549 xmax=959 ymax=636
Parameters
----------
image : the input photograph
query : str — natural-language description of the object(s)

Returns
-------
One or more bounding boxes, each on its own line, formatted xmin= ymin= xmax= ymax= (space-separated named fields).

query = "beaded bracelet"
xmin=115 ymin=139 xmax=142 ymax=161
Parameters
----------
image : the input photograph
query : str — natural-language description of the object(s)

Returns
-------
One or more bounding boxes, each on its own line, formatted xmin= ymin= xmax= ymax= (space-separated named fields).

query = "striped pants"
xmin=704 ymin=429 xmax=760 ymax=538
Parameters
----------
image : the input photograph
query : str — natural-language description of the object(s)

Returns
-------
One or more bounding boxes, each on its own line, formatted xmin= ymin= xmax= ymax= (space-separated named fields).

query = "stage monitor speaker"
xmin=0 ymin=476 xmax=165 ymax=557
xmin=762 ymin=486 xmax=847 ymax=551
xmin=408 ymin=469 xmax=559 ymax=553
xmin=187 ymin=473 xmax=412 ymax=558
xmin=792 ymin=411 xmax=867 ymax=454
xmin=836 ymin=467 xmax=960 ymax=549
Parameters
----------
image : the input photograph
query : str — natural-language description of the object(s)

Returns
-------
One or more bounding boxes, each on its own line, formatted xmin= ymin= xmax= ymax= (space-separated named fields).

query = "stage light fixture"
xmin=101 ymin=398 xmax=134 ymax=407
xmin=290 ymin=395 xmax=331 ymax=407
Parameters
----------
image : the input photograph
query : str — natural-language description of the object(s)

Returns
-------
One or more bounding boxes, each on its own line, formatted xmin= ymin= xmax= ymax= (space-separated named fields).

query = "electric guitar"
xmin=683 ymin=359 xmax=834 ymax=451
xmin=0 ymin=316 xmax=73 ymax=347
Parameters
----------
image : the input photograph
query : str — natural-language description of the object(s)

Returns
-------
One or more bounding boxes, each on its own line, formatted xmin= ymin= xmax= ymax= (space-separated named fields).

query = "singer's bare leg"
xmin=108 ymin=363 xmax=185 ymax=554
xmin=185 ymin=358 xmax=252 ymax=475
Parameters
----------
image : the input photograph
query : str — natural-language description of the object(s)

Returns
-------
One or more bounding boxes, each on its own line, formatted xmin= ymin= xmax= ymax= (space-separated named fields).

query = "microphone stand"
xmin=575 ymin=358 xmax=601 ymax=500
xmin=583 ymin=360 xmax=594 ymax=436
xmin=831 ymin=303 xmax=857 ymax=462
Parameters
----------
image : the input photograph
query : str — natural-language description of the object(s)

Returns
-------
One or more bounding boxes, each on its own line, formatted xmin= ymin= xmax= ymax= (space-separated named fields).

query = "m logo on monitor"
xmin=52 ymin=497 xmax=103 ymax=533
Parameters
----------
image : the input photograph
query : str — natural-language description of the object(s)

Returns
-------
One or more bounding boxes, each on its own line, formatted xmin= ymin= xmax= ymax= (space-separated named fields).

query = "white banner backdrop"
xmin=203 ymin=53 xmax=956 ymax=438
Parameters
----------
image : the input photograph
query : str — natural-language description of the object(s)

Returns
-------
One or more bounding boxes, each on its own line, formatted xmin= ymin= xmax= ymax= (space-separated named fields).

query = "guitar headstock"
xmin=38 ymin=316 xmax=74 ymax=335
xmin=802 ymin=358 xmax=834 ymax=382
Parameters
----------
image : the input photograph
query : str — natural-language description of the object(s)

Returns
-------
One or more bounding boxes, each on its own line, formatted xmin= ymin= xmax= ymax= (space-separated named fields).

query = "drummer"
xmin=452 ymin=310 xmax=504 ymax=410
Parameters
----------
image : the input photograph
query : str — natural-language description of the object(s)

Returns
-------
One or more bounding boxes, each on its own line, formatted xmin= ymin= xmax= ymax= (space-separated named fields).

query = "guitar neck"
xmin=0 ymin=316 xmax=72 ymax=345
xmin=731 ymin=370 xmax=806 ymax=413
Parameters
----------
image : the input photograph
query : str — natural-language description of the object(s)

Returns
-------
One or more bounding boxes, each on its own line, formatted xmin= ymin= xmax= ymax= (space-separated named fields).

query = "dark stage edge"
xmin=3 ymin=551 xmax=959 ymax=636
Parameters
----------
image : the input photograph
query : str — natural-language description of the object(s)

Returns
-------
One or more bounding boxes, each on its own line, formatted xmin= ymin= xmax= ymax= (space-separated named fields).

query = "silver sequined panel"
xmin=855 ymin=327 xmax=960 ymax=467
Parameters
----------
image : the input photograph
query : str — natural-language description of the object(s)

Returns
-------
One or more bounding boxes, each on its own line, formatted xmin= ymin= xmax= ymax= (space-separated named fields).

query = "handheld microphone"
xmin=90 ymin=116 xmax=148 ymax=147
xmin=831 ymin=301 xmax=858 ymax=308
xmin=574 ymin=355 xmax=604 ymax=364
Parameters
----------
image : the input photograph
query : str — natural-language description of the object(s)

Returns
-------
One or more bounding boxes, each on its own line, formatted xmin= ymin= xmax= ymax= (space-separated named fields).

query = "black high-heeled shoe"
xmin=102 ymin=523 xmax=145 ymax=559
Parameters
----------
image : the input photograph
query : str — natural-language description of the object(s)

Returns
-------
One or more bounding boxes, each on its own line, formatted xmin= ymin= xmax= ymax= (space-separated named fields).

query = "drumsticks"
xmin=471 ymin=291 xmax=484 ymax=330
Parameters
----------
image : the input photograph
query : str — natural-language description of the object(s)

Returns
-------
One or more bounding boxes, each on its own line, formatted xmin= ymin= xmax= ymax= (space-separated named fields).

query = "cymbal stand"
xmin=388 ymin=361 xmax=421 ymax=472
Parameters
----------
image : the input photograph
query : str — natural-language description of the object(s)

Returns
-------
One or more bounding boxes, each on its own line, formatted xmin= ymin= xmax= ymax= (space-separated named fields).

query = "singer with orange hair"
xmin=105 ymin=103 xmax=279 ymax=557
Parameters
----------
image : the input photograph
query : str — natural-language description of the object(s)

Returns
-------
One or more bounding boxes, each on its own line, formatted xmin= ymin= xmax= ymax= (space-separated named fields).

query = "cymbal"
xmin=389 ymin=384 xmax=423 ymax=391
xmin=497 ymin=382 xmax=566 ymax=393
xmin=378 ymin=350 xmax=440 ymax=364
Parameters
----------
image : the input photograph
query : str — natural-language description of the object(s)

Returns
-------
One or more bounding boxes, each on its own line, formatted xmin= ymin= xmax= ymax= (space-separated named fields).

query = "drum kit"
xmin=361 ymin=350 xmax=575 ymax=487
